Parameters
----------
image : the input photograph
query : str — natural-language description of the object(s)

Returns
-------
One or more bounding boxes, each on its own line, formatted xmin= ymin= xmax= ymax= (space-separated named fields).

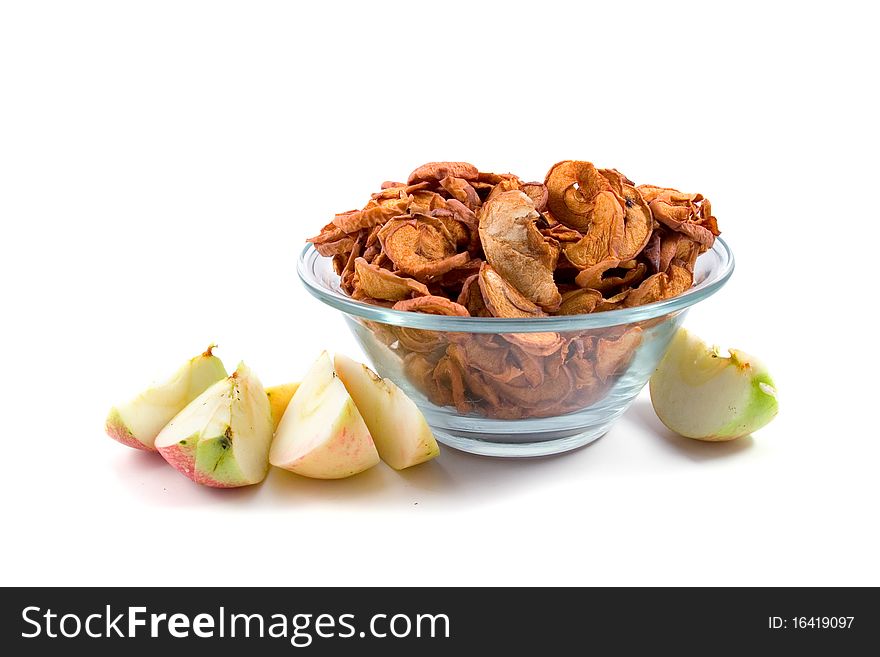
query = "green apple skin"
xmin=334 ymin=353 xmax=439 ymax=470
xmin=649 ymin=329 xmax=779 ymax=442
xmin=105 ymin=345 xmax=227 ymax=451
xmin=155 ymin=362 xmax=273 ymax=488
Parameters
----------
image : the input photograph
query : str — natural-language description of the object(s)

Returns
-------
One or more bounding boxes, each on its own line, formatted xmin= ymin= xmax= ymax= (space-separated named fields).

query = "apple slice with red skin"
xmin=269 ymin=352 xmax=379 ymax=479
xmin=155 ymin=362 xmax=273 ymax=487
xmin=105 ymin=345 xmax=227 ymax=451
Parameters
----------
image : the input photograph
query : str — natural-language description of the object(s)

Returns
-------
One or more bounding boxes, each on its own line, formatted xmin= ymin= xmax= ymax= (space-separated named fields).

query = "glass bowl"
xmin=298 ymin=238 xmax=734 ymax=457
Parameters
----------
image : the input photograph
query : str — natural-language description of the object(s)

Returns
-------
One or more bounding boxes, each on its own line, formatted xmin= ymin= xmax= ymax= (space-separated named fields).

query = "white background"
xmin=1 ymin=1 xmax=878 ymax=586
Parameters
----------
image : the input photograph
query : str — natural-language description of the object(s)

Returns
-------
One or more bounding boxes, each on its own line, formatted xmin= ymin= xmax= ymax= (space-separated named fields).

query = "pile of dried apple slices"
xmin=105 ymin=346 xmax=439 ymax=488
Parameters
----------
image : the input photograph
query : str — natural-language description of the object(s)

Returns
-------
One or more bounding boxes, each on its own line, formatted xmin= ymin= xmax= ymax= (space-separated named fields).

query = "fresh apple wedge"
xmin=334 ymin=353 xmax=439 ymax=470
xmin=155 ymin=362 xmax=273 ymax=487
xmin=266 ymin=382 xmax=300 ymax=431
xmin=649 ymin=329 xmax=778 ymax=441
xmin=270 ymin=352 xmax=379 ymax=479
xmin=105 ymin=345 xmax=227 ymax=451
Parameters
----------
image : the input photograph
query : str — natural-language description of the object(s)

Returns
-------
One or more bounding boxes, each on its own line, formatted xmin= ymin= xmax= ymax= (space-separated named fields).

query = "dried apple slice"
xmin=475 ymin=263 xmax=563 ymax=354
xmin=407 ymin=189 xmax=448 ymax=215
xmin=643 ymin=232 xmax=662 ymax=272
xmin=638 ymin=184 xmax=719 ymax=251
xmin=354 ymin=257 xmax=429 ymax=301
xmin=665 ymin=261 xmax=694 ymax=297
xmin=624 ymin=272 xmax=668 ymax=307
xmin=393 ymin=295 xmax=470 ymax=316
xmin=477 ymin=263 xmax=546 ymax=318
xmin=502 ymin=332 xmax=565 ymax=357
xmin=574 ymin=259 xmax=646 ymax=293
xmin=494 ymin=367 xmax=575 ymax=411
xmin=449 ymin=335 xmax=522 ymax=383
xmin=520 ymin=182 xmax=549 ymax=212
xmin=545 ymin=160 xmax=620 ymax=231
xmin=432 ymin=355 xmax=470 ymax=414
xmin=556 ymin=288 xmax=603 ymax=315
xmin=594 ymin=328 xmax=643 ymax=382
xmin=307 ymin=222 xmax=358 ymax=257
xmin=371 ymin=181 xmax=431 ymax=201
xmin=408 ymin=161 xmax=480 ymax=184
xmin=439 ymin=175 xmax=481 ymax=210
xmin=446 ymin=345 xmax=504 ymax=408
xmin=478 ymin=190 xmax=561 ymax=310
xmin=378 ymin=217 xmax=470 ymax=281
xmin=598 ymin=168 xmax=633 ymax=196
xmin=332 ymin=195 xmax=410 ymax=234
xmin=484 ymin=174 xmax=523 ymax=203
xmin=456 ymin=273 xmax=491 ymax=317
xmin=545 ymin=160 xmax=596 ymax=231
xmin=562 ymin=191 xmax=625 ymax=268
xmin=595 ymin=289 xmax=631 ymax=312
xmin=618 ymin=183 xmax=653 ymax=260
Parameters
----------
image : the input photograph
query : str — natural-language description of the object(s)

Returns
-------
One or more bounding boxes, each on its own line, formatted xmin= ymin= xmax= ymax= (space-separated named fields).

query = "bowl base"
xmin=432 ymin=424 xmax=610 ymax=457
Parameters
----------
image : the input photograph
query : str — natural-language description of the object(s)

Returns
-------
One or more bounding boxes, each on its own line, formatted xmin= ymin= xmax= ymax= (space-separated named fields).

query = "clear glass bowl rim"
xmin=298 ymin=237 xmax=734 ymax=334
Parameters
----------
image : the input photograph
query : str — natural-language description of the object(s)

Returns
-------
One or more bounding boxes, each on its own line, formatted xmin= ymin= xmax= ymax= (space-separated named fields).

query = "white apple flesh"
xmin=649 ymin=329 xmax=778 ymax=441
xmin=155 ymin=362 xmax=274 ymax=487
xmin=270 ymin=352 xmax=379 ymax=479
xmin=334 ymin=353 xmax=439 ymax=470
xmin=105 ymin=345 xmax=227 ymax=451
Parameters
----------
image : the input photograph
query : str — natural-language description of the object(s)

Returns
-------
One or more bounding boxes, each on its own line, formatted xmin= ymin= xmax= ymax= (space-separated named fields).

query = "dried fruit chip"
xmin=556 ymin=288 xmax=603 ymax=315
xmin=502 ymin=331 xmax=565 ymax=357
xmin=618 ymin=183 xmax=653 ymax=260
xmin=665 ymin=261 xmax=694 ymax=297
xmin=456 ymin=273 xmax=491 ymax=317
xmin=372 ymin=181 xmax=431 ymax=200
xmin=354 ymin=257 xmax=430 ymax=301
xmin=333 ymin=195 xmax=410 ymax=233
xmin=574 ymin=258 xmax=645 ymax=293
xmin=432 ymin=355 xmax=470 ymax=414
xmin=408 ymin=161 xmax=480 ymax=185
xmin=395 ymin=327 xmax=447 ymax=353
xmin=439 ymin=175 xmax=481 ymax=210
xmin=379 ymin=217 xmax=471 ymax=281
xmin=642 ymin=231 xmax=662 ymax=273
xmin=624 ymin=272 xmax=668 ymax=307
xmin=407 ymin=189 xmax=448 ymax=215
xmin=545 ymin=160 xmax=618 ymax=232
xmin=450 ymin=335 xmax=522 ymax=383
xmin=478 ymin=190 xmax=561 ymax=310
xmin=638 ymin=184 xmax=720 ymax=252
xmin=596 ymin=289 xmax=631 ymax=312
xmin=477 ymin=263 xmax=546 ymax=318
xmin=594 ymin=328 xmax=643 ymax=382
xmin=493 ymin=367 xmax=574 ymax=410
xmin=562 ymin=191 xmax=625 ymax=268
xmin=307 ymin=222 xmax=357 ymax=257
xmin=392 ymin=295 xmax=470 ymax=316
xmin=520 ymin=182 xmax=549 ymax=212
